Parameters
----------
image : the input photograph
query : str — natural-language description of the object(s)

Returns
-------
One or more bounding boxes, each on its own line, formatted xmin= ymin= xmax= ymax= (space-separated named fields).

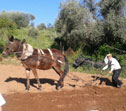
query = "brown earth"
xmin=0 ymin=64 xmax=126 ymax=111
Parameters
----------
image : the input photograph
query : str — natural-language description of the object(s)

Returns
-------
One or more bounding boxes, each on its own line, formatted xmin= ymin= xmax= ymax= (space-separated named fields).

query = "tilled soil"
xmin=0 ymin=64 xmax=126 ymax=111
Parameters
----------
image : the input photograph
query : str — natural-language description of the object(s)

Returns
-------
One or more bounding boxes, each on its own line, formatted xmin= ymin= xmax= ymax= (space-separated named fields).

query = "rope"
xmin=66 ymin=72 xmax=95 ymax=86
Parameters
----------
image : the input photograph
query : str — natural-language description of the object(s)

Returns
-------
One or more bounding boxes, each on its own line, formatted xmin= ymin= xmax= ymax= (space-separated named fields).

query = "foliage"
xmin=54 ymin=0 xmax=126 ymax=53
xmin=37 ymin=23 xmax=46 ymax=30
xmin=28 ymin=27 xmax=39 ymax=38
xmin=104 ymin=13 xmax=126 ymax=44
xmin=0 ymin=11 xmax=35 ymax=28
xmin=82 ymin=0 xmax=98 ymax=20
xmin=99 ymin=0 xmax=125 ymax=18
xmin=55 ymin=0 xmax=95 ymax=50
xmin=83 ymin=21 xmax=104 ymax=52
xmin=14 ymin=28 xmax=55 ymax=49
xmin=47 ymin=23 xmax=54 ymax=29
xmin=0 ymin=17 xmax=17 ymax=41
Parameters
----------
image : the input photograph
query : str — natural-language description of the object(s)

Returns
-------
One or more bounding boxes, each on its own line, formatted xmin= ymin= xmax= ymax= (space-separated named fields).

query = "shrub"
xmin=28 ymin=28 xmax=38 ymax=38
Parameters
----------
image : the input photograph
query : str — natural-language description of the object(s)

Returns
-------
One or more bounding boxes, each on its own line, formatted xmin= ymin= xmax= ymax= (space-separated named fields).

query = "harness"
xmin=38 ymin=48 xmax=54 ymax=60
xmin=20 ymin=43 xmax=33 ymax=60
xmin=47 ymin=48 xmax=54 ymax=60
xmin=37 ymin=48 xmax=63 ymax=65
xmin=21 ymin=43 xmax=63 ymax=65
xmin=40 ymin=49 xmax=45 ymax=55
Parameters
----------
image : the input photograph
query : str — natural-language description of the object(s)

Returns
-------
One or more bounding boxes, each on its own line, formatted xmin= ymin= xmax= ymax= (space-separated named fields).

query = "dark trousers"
xmin=112 ymin=69 xmax=122 ymax=87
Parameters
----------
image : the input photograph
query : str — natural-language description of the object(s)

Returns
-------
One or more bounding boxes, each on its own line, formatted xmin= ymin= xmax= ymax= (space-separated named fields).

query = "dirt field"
xmin=0 ymin=64 xmax=126 ymax=111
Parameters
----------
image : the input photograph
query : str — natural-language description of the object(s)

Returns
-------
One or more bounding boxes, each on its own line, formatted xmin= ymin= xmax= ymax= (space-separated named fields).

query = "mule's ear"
xmin=8 ymin=35 xmax=14 ymax=42
xmin=21 ymin=39 xmax=26 ymax=44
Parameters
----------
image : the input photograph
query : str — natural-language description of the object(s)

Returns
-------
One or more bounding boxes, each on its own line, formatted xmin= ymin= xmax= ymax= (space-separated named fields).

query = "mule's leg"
xmin=26 ymin=68 xmax=31 ymax=91
xmin=52 ymin=64 xmax=64 ymax=90
xmin=31 ymin=68 xmax=41 ymax=90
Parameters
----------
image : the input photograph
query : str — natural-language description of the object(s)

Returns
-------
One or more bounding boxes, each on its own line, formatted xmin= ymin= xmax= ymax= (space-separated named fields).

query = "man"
xmin=0 ymin=94 xmax=6 ymax=111
xmin=102 ymin=54 xmax=123 ymax=88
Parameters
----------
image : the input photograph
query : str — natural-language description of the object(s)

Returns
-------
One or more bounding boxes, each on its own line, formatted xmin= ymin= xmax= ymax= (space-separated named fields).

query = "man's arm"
xmin=102 ymin=64 xmax=108 ymax=71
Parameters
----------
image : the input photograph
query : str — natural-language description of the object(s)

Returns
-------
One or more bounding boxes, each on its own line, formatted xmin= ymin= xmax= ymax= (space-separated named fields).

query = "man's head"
xmin=107 ymin=54 xmax=112 ymax=60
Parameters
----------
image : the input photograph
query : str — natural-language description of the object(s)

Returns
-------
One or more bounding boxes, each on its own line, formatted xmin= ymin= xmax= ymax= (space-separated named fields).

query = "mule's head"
xmin=2 ymin=36 xmax=21 ymax=57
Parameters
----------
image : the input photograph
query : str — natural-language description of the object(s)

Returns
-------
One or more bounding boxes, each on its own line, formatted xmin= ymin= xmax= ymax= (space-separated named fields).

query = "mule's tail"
xmin=59 ymin=55 xmax=69 ymax=82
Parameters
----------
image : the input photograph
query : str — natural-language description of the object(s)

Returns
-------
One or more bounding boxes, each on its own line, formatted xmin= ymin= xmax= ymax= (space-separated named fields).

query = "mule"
xmin=3 ymin=36 xmax=69 ymax=91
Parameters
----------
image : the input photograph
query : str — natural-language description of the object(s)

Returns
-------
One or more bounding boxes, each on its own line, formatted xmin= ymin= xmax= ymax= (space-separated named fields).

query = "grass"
xmin=14 ymin=28 xmax=55 ymax=49
xmin=0 ymin=28 xmax=56 ymax=49
xmin=0 ymin=57 xmax=21 ymax=65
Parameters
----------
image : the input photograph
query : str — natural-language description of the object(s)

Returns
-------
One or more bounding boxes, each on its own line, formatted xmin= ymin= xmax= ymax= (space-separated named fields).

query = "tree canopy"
xmin=54 ymin=0 xmax=126 ymax=55
xmin=0 ymin=11 xmax=35 ymax=28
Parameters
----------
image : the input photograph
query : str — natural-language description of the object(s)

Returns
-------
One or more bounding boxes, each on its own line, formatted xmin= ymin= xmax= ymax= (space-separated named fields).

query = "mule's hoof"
xmin=38 ymin=88 xmax=41 ymax=91
xmin=25 ymin=88 xmax=30 ymax=92
xmin=38 ymin=85 xmax=42 ymax=88
xmin=56 ymin=85 xmax=63 ymax=90
xmin=56 ymin=86 xmax=60 ymax=90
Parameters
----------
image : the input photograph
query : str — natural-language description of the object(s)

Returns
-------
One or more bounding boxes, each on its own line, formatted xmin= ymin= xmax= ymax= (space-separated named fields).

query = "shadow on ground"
xmin=91 ymin=76 xmax=113 ymax=86
xmin=5 ymin=77 xmax=57 ymax=89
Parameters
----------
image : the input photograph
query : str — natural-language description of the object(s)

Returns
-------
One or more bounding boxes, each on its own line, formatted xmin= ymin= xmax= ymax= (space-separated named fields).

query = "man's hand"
xmin=101 ymin=70 xmax=104 ymax=73
xmin=109 ymin=71 xmax=112 ymax=74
